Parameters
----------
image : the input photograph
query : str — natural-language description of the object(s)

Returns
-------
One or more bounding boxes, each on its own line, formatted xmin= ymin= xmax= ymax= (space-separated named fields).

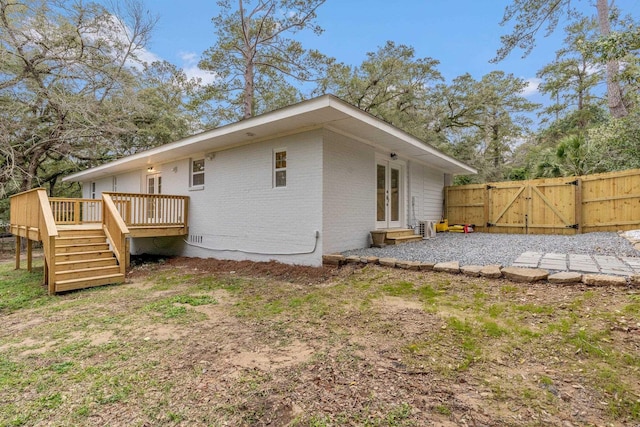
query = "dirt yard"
xmin=1 ymin=256 xmax=639 ymax=426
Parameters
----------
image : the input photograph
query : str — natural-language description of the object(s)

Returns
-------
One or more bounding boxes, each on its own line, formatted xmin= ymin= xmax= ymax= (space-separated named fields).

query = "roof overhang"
xmin=63 ymin=95 xmax=476 ymax=182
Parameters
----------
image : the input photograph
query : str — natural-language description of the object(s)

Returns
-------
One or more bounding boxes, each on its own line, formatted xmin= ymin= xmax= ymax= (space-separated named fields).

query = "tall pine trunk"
xmin=596 ymin=0 xmax=628 ymax=118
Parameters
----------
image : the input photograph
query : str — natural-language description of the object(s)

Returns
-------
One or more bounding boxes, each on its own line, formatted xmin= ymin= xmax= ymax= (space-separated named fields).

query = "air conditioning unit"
xmin=418 ymin=220 xmax=436 ymax=239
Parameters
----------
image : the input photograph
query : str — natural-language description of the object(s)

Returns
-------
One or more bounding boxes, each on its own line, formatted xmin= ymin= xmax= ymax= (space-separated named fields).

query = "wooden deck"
xmin=10 ymin=189 xmax=189 ymax=294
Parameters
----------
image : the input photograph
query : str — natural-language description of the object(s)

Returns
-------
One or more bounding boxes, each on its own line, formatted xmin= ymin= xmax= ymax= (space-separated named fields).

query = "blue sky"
xmin=142 ymin=1 xmax=640 ymax=107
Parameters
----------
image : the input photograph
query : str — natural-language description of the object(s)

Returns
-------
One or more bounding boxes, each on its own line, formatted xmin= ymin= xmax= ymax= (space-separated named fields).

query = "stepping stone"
xmin=480 ymin=264 xmax=503 ymax=279
xmin=568 ymin=254 xmax=599 ymax=273
xmin=419 ymin=262 xmax=436 ymax=271
xmin=582 ymin=274 xmax=627 ymax=287
xmin=622 ymin=257 xmax=640 ymax=272
xmin=360 ymin=256 xmax=379 ymax=264
xmin=378 ymin=257 xmax=397 ymax=267
xmin=545 ymin=253 xmax=567 ymax=259
xmin=548 ymin=271 xmax=582 ymax=284
xmin=396 ymin=260 xmax=421 ymax=270
xmin=630 ymin=274 xmax=640 ymax=287
xmin=501 ymin=267 xmax=549 ymax=283
xmin=345 ymin=255 xmax=361 ymax=264
xmin=460 ymin=265 xmax=482 ymax=277
xmin=434 ymin=261 xmax=460 ymax=274
xmin=322 ymin=254 xmax=345 ymax=265
xmin=512 ymin=251 xmax=542 ymax=268
xmin=594 ymin=255 xmax=632 ymax=275
xmin=539 ymin=253 xmax=567 ymax=270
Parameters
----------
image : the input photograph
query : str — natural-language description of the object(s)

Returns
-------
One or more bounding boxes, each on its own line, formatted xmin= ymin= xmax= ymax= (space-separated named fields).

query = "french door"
xmin=376 ymin=159 xmax=404 ymax=229
xmin=146 ymin=173 xmax=162 ymax=222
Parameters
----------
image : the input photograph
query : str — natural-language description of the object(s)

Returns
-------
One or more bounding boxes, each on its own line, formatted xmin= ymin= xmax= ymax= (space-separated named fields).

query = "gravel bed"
xmin=342 ymin=232 xmax=639 ymax=266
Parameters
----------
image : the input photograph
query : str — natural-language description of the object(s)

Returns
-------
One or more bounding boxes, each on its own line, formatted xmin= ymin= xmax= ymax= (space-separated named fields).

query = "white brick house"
xmin=64 ymin=95 xmax=476 ymax=266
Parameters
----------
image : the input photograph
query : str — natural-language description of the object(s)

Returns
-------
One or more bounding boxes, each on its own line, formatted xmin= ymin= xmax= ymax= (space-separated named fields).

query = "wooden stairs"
xmin=382 ymin=229 xmax=423 ymax=245
xmin=54 ymin=228 xmax=125 ymax=292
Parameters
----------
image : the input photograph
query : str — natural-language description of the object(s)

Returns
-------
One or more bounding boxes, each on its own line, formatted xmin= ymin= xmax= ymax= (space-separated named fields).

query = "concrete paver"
xmin=512 ymin=251 xmax=542 ymax=268
xmin=622 ymin=257 xmax=640 ymax=273
xmin=512 ymin=252 xmax=640 ymax=277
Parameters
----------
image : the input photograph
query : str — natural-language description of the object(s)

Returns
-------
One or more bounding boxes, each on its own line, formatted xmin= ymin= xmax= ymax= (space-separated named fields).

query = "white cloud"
xmin=522 ymin=77 xmax=541 ymax=97
xmin=135 ymin=48 xmax=162 ymax=66
xmin=178 ymin=51 xmax=217 ymax=85
xmin=179 ymin=51 xmax=199 ymax=63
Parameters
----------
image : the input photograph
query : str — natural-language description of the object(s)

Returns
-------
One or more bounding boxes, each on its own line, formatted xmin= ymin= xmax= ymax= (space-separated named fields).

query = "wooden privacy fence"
xmin=445 ymin=168 xmax=640 ymax=235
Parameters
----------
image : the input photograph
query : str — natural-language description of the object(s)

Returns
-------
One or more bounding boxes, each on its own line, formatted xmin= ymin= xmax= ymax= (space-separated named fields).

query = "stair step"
xmin=58 ymin=228 xmax=104 ymax=237
xmin=56 ymin=265 xmax=122 ymax=281
xmin=385 ymin=235 xmax=423 ymax=245
xmin=383 ymin=229 xmax=417 ymax=238
xmin=56 ymin=257 xmax=118 ymax=270
xmin=55 ymin=243 xmax=110 ymax=253
xmin=55 ymin=273 xmax=125 ymax=293
xmin=56 ymin=250 xmax=115 ymax=262
xmin=56 ymin=236 xmax=106 ymax=245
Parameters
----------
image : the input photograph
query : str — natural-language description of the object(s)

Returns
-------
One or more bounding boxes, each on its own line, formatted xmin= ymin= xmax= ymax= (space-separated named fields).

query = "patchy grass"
xmin=1 ymin=257 xmax=639 ymax=426
xmin=0 ymin=260 xmax=52 ymax=313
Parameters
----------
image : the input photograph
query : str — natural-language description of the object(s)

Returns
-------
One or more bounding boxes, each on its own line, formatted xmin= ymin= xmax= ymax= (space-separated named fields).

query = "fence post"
xmin=526 ymin=183 xmax=533 ymax=235
xmin=483 ymin=186 xmax=490 ymax=233
xmin=575 ymin=178 xmax=583 ymax=234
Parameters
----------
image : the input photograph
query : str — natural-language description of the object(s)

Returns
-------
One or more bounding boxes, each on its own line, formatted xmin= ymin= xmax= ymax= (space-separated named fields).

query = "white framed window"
xmin=90 ymin=182 xmax=96 ymax=199
xmin=273 ymin=149 xmax=286 ymax=188
xmin=190 ymin=158 xmax=205 ymax=189
xmin=112 ymin=176 xmax=118 ymax=192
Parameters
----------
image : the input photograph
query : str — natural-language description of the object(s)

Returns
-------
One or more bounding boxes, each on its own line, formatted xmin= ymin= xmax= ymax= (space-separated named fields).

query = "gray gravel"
xmin=342 ymin=232 xmax=639 ymax=266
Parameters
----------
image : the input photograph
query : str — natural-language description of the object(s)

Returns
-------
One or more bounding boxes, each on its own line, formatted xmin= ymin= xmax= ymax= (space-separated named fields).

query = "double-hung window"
xmin=191 ymin=158 xmax=205 ymax=188
xmin=274 ymin=149 xmax=286 ymax=188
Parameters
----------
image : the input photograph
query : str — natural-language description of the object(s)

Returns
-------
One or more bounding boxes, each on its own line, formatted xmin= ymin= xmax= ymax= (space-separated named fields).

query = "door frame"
xmin=146 ymin=173 xmax=162 ymax=195
xmin=145 ymin=173 xmax=162 ymax=222
xmin=375 ymin=155 xmax=407 ymax=230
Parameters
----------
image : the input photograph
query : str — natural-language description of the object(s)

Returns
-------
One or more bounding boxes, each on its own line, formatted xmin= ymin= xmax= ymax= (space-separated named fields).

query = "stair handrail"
xmin=102 ymin=193 xmax=130 ymax=275
xmin=10 ymin=188 xmax=59 ymax=294
xmin=36 ymin=189 xmax=59 ymax=294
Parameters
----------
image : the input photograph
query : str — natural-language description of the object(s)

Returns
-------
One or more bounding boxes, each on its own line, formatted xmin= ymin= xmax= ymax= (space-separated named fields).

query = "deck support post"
xmin=27 ymin=239 xmax=32 ymax=271
xmin=15 ymin=235 xmax=21 ymax=270
xmin=125 ymin=238 xmax=130 ymax=269
xmin=43 ymin=257 xmax=48 ymax=286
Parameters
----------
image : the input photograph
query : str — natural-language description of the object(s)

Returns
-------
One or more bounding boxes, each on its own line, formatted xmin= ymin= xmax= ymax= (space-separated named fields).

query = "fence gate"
xmin=487 ymin=179 xmax=580 ymax=235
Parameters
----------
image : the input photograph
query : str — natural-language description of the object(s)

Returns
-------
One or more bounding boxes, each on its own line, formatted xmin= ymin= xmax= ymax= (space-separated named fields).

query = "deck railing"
xmin=102 ymin=194 xmax=130 ymax=274
xmin=10 ymin=188 xmax=58 ymax=294
xmin=104 ymin=192 xmax=189 ymax=227
xmin=10 ymin=190 xmax=189 ymax=294
xmin=50 ymin=198 xmax=103 ymax=224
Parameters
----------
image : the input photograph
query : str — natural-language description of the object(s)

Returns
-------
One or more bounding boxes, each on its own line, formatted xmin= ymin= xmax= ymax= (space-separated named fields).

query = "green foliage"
xmin=534 ymin=134 xmax=603 ymax=177
xmin=587 ymin=112 xmax=640 ymax=171
xmin=316 ymin=41 xmax=442 ymax=141
xmin=0 ymin=1 xmax=206 ymax=199
xmin=199 ymin=0 xmax=330 ymax=120
xmin=536 ymin=17 xmax=603 ymax=125
xmin=433 ymin=71 xmax=539 ymax=182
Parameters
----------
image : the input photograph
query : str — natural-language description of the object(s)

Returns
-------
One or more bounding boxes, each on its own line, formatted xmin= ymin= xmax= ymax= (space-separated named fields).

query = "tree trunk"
xmin=244 ymin=59 xmax=254 ymax=119
xmin=596 ymin=0 xmax=628 ymax=118
xmin=239 ymin=0 xmax=254 ymax=120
